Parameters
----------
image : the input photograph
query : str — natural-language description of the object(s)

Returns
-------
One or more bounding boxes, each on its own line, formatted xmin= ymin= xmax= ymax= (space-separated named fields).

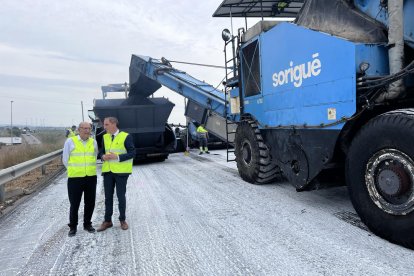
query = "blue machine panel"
xmin=355 ymin=44 xmax=389 ymax=76
xmin=241 ymin=22 xmax=357 ymax=130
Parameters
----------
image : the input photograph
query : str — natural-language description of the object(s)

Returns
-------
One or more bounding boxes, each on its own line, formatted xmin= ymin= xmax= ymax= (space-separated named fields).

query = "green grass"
xmin=0 ymin=129 xmax=66 ymax=169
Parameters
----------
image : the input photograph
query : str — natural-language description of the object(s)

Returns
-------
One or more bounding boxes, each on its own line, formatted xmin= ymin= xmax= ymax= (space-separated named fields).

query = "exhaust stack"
xmin=377 ymin=0 xmax=405 ymax=101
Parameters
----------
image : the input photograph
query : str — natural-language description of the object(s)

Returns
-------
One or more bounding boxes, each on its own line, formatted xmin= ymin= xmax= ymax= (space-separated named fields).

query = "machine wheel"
xmin=234 ymin=120 xmax=281 ymax=184
xmin=346 ymin=110 xmax=414 ymax=249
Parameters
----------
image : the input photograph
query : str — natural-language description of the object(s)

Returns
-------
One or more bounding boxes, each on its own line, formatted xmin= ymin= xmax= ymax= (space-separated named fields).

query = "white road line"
xmin=129 ymin=228 xmax=138 ymax=274
xmin=48 ymin=237 xmax=67 ymax=276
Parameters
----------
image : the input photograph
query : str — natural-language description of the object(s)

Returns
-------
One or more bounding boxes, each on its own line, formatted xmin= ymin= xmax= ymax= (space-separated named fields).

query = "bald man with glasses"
xmin=62 ymin=122 xmax=98 ymax=237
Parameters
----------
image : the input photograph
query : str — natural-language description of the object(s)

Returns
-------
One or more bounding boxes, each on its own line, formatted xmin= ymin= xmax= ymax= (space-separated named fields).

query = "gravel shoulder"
xmin=0 ymin=159 xmax=64 ymax=215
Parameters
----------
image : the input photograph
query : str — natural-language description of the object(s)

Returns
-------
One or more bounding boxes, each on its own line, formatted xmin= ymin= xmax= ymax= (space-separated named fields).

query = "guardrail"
xmin=0 ymin=149 xmax=63 ymax=202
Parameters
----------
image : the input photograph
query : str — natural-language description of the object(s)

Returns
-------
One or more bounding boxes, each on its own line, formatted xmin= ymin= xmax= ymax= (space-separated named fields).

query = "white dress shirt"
xmin=107 ymin=129 xmax=120 ymax=161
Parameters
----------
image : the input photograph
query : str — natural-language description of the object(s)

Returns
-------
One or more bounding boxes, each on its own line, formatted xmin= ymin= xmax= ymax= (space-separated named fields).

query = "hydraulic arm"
xmin=129 ymin=55 xmax=229 ymax=118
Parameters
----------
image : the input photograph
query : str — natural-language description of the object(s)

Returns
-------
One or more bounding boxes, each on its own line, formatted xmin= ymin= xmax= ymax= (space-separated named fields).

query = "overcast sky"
xmin=0 ymin=0 xmax=254 ymax=127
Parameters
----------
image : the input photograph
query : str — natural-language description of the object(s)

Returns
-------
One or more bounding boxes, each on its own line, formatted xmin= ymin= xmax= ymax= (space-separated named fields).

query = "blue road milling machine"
xmin=129 ymin=0 xmax=414 ymax=248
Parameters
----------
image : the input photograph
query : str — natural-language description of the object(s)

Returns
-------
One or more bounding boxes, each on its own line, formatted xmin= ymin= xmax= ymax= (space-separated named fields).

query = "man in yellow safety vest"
xmin=62 ymin=122 xmax=98 ymax=237
xmin=66 ymin=125 xmax=77 ymax=138
xmin=197 ymin=124 xmax=210 ymax=155
xmin=97 ymin=117 xmax=135 ymax=232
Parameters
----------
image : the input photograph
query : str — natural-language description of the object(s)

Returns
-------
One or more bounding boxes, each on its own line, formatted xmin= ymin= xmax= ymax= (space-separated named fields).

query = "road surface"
xmin=21 ymin=134 xmax=41 ymax=145
xmin=0 ymin=150 xmax=413 ymax=275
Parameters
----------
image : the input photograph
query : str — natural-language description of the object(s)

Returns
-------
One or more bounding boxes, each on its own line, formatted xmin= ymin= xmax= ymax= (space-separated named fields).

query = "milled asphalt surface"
xmin=0 ymin=149 xmax=413 ymax=275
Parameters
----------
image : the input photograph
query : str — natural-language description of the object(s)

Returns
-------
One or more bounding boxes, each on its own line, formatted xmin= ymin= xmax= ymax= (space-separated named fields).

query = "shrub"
xmin=0 ymin=129 xmax=66 ymax=169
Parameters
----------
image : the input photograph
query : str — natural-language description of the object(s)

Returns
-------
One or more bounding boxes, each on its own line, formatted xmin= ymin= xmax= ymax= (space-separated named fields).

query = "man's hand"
xmin=102 ymin=153 xmax=118 ymax=161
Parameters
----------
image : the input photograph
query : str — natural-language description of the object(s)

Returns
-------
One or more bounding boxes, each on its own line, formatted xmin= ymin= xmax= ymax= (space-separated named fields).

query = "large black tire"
xmin=346 ymin=109 xmax=414 ymax=249
xmin=234 ymin=120 xmax=281 ymax=184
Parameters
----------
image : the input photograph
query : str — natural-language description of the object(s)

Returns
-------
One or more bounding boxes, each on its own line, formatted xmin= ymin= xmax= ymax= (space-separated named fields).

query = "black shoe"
xmin=68 ymin=228 xmax=77 ymax=237
xmin=84 ymin=225 xmax=96 ymax=233
xmin=205 ymin=151 xmax=210 ymax=154
xmin=199 ymin=152 xmax=203 ymax=155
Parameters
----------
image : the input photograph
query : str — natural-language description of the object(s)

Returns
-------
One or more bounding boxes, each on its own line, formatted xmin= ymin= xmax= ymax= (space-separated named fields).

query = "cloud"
xmin=0 ymin=0 xmax=251 ymax=126
xmin=0 ymin=73 xmax=98 ymax=89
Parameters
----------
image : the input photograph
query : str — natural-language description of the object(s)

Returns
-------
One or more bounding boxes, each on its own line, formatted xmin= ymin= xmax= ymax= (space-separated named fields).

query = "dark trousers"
xmin=103 ymin=173 xmax=129 ymax=222
xmin=67 ymin=175 xmax=97 ymax=228
xmin=199 ymin=137 xmax=208 ymax=149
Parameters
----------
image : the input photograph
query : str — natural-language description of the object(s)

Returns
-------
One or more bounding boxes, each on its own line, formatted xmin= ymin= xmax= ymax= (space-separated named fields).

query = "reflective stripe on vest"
xmin=101 ymin=131 xmax=133 ymax=174
xmin=67 ymin=137 xmax=97 ymax=178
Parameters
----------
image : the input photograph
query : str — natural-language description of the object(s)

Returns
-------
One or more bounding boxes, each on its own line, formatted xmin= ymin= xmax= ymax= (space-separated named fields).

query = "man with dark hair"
xmin=62 ymin=122 xmax=97 ymax=237
xmin=97 ymin=117 xmax=135 ymax=231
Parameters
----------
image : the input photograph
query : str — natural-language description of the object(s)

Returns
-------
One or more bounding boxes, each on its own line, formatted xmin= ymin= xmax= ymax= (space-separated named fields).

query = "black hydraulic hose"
xmin=358 ymin=61 xmax=414 ymax=85
xmin=358 ymin=72 xmax=414 ymax=90
xmin=358 ymin=60 xmax=414 ymax=86
xmin=357 ymin=66 xmax=414 ymax=90
xmin=363 ymin=67 xmax=414 ymax=85
xmin=357 ymin=76 xmax=383 ymax=81
xmin=359 ymin=68 xmax=413 ymax=87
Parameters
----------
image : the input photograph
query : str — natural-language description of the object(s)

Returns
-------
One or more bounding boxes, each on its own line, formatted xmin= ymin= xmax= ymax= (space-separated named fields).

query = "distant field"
xmin=0 ymin=129 xmax=66 ymax=169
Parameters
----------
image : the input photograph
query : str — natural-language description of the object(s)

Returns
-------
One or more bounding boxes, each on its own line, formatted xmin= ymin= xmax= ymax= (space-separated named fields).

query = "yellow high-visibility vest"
xmin=67 ymin=129 xmax=76 ymax=138
xmin=197 ymin=125 xmax=208 ymax=133
xmin=197 ymin=125 xmax=208 ymax=138
xmin=101 ymin=132 xmax=133 ymax=174
xmin=67 ymin=137 xmax=97 ymax=178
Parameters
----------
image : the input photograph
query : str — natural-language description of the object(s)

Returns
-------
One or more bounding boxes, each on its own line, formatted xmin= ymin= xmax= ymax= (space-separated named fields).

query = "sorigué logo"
xmin=272 ymin=53 xmax=322 ymax=88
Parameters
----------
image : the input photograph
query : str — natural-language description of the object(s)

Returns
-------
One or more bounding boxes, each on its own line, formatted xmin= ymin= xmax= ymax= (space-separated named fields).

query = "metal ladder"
xmin=225 ymin=95 xmax=237 ymax=162
xmin=223 ymin=29 xmax=243 ymax=162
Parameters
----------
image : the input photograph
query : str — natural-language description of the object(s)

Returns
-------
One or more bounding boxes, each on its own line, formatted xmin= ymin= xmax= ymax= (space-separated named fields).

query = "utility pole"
xmin=81 ymin=101 xmax=84 ymax=121
xmin=184 ymin=98 xmax=190 ymax=155
xmin=125 ymin=82 xmax=128 ymax=98
xmin=10 ymin=100 xmax=13 ymax=145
